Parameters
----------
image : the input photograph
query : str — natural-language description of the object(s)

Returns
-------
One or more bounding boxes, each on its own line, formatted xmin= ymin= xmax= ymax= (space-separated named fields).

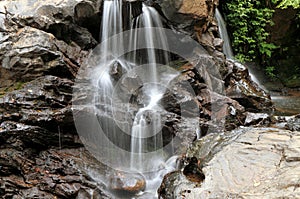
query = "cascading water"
xmin=215 ymin=8 xmax=264 ymax=88
xmin=90 ymin=0 xmax=178 ymax=197
xmin=215 ymin=8 xmax=234 ymax=59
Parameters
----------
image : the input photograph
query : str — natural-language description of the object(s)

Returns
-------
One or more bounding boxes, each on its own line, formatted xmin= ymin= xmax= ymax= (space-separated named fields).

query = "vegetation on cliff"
xmin=221 ymin=0 xmax=300 ymax=86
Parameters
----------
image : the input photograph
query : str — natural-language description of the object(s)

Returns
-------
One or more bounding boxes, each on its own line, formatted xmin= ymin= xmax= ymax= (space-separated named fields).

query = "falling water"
xmin=91 ymin=0 xmax=178 ymax=197
xmin=215 ymin=8 xmax=264 ymax=88
xmin=215 ymin=8 xmax=234 ymax=59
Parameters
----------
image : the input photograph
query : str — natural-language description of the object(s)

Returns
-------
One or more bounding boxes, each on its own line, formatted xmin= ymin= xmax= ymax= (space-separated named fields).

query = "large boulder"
xmin=157 ymin=0 xmax=219 ymax=51
xmin=159 ymin=127 xmax=300 ymax=198
xmin=0 ymin=26 xmax=87 ymax=91
xmin=0 ymin=0 xmax=100 ymax=49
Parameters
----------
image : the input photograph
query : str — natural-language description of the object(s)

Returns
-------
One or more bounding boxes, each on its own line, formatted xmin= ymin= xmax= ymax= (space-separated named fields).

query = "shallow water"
xmin=271 ymin=91 xmax=300 ymax=116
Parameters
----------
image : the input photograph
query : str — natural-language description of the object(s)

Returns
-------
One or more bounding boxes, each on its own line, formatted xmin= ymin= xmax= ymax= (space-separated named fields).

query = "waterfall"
xmin=215 ymin=8 xmax=264 ymax=88
xmin=215 ymin=8 xmax=234 ymax=59
xmin=88 ymin=0 xmax=177 ymax=197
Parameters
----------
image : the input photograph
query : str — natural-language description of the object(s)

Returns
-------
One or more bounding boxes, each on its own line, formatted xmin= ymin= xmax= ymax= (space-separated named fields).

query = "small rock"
xmin=109 ymin=171 xmax=146 ymax=194
xmin=183 ymin=157 xmax=205 ymax=183
xmin=244 ymin=112 xmax=270 ymax=126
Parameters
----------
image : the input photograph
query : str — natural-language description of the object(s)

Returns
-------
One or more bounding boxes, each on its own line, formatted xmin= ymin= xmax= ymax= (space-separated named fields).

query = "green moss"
xmin=0 ymin=81 xmax=25 ymax=97
xmin=169 ymin=60 xmax=189 ymax=70
xmin=15 ymin=82 xmax=24 ymax=90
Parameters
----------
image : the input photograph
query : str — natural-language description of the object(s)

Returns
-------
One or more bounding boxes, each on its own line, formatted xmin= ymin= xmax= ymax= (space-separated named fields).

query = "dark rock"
xmin=55 ymin=183 xmax=81 ymax=198
xmin=0 ymin=76 xmax=78 ymax=136
xmin=109 ymin=60 xmax=123 ymax=81
xmin=0 ymin=26 xmax=87 ymax=86
xmin=285 ymin=114 xmax=300 ymax=131
xmin=183 ymin=157 xmax=205 ymax=183
xmin=158 ymin=171 xmax=194 ymax=199
xmin=225 ymin=60 xmax=273 ymax=112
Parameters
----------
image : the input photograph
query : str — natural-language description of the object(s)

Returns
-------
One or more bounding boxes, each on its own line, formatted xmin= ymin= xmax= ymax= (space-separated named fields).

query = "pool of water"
xmin=271 ymin=91 xmax=300 ymax=116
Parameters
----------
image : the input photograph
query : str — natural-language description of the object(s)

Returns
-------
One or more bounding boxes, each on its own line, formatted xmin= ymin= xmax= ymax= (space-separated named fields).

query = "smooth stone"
xmin=109 ymin=171 xmax=146 ymax=194
xmin=159 ymin=127 xmax=300 ymax=198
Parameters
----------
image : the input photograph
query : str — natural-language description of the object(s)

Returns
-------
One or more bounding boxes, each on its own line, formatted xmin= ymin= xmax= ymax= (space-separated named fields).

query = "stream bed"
xmin=271 ymin=90 xmax=300 ymax=116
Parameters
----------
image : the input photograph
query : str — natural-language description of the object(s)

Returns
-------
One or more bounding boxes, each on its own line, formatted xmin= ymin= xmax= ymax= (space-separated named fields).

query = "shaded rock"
xmin=212 ymin=38 xmax=223 ymax=51
xmin=55 ymin=183 xmax=81 ymax=198
xmin=160 ymin=127 xmax=300 ymax=198
xmin=109 ymin=171 xmax=146 ymax=194
xmin=183 ymin=157 xmax=205 ymax=183
xmin=0 ymin=121 xmax=58 ymax=150
xmin=158 ymin=170 xmax=204 ymax=199
xmin=0 ymin=147 xmax=113 ymax=199
xmin=285 ymin=114 xmax=300 ymax=131
xmin=225 ymin=60 xmax=273 ymax=112
xmin=0 ymin=76 xmax=77 ymax=134
xmin=0 ymin=26 xmax=86 ymax=88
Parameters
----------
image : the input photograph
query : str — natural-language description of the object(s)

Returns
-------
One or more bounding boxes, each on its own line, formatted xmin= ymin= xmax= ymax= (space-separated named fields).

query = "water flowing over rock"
xmin=109 ymin=171 xmax=146 ymax=194
xmin=0 ymin=0 xmax=292 ymax=198
xmin=159 ymin=127 xmax=300 ymax=198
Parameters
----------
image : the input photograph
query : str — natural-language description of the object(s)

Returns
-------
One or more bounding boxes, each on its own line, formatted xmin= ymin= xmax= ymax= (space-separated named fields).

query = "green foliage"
xmin=265 ymin=65 xmax=276 ymax=79
xmin=272 ymin=0 xmax=300 ymax=9
xmin=223 ymin=0 xmax=277 ymax=64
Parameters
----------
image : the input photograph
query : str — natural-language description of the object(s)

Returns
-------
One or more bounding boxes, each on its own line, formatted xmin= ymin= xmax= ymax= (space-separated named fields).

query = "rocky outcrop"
xmin=225 ymin=60 xmax=273 ymax=112
xmin=1 ymin=0 xmax=101 ymax=49
xmin=0 ymin=147 xmax=113 ymax=199
xmin=0 ymin=1 xmax=111 ymax=198
xmin=157 ymin=0 xmax=219 ymax=51
xmin=159 ymin=127 xmax=300 ymax=198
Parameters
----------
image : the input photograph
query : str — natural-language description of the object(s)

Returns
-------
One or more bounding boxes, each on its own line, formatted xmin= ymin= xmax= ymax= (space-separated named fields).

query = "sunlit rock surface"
xmin=159 ymin=127 xmax=300 ymax=198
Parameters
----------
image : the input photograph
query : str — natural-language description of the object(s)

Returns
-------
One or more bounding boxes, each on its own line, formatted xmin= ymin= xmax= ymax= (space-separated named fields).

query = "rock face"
xmin=225 ymin=60 xmax=273 ymax=112
xmin=0 ymin=1 xmax=112 ymax=198
xmin=158 ymin=0 xmax=219 ymax=50
xmin=159 ymin=127 xmax=300 ymax=198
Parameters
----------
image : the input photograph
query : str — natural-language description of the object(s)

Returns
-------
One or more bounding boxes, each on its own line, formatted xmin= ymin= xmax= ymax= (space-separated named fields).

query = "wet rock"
xmin=0 ymin=147 xmax=113 ymax=199
xmin=55 ymin=183 xmax=81 ymax=198
xmin=212 ymin=38 xmax=223 ymax=51
xmin=225 ymin=60 xmax=273 ymax=112
xmin=244 ymin=112 xmax=270 ymax=126
xmin=285 ymin=114 xmax=300 ymax=131
xmin=0 ymin=26 xmax=87 ymax=86
xmin=109 ymin=171 xmax=146 ymax=194
xmin=109 ymin=60 xmax=123 ymax=81
xmin=160 ymin=127 xmax=300 ymax=198
xmin=0 ymin=75 xmax=78 ymax=135
xmin=182 ymin=157 xmax=205 ymax=183
xmin=117 ymin=73 xmax=143 ymax=103
xmin=0 ymin=121 xmax=58 ymax=150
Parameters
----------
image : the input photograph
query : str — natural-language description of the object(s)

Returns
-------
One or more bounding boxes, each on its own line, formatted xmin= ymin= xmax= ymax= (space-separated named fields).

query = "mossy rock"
xmin=0 ymin=82 xmax=25 ymax=97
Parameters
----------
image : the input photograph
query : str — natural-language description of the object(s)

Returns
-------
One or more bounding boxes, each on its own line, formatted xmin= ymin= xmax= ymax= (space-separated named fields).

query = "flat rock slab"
xmin=161 ymin=127 xmax=300 ymax=198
